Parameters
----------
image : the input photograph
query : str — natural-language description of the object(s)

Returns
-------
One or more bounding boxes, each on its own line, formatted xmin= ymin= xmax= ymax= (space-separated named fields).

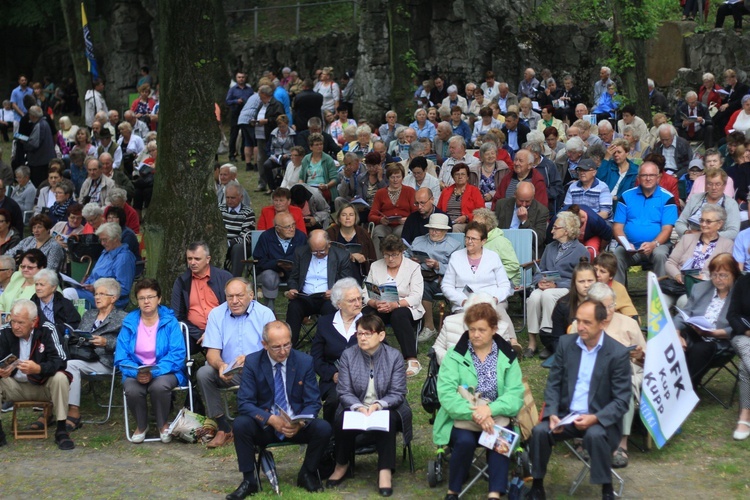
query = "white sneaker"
xmin=160 ymin=429 xmax=172 ymax=444
xmin=131 ymin=429 xmax=147 ymax=444
xmin=418 ymin=327 xmax=436 ymax=342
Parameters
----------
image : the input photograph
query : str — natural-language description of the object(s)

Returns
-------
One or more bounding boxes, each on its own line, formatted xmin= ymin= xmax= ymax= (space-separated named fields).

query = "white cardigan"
xmin=441 ymin=248 xmax=511 ymax=312
xmin=365 ymin=257 xmax=425 ymax=320
xmin=432 ymin=310 xmax=510 ymax=364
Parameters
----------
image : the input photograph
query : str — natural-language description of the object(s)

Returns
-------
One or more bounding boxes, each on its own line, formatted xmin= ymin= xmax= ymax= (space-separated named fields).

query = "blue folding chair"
xmin=502 ymin=229 xmax=538 ymax=333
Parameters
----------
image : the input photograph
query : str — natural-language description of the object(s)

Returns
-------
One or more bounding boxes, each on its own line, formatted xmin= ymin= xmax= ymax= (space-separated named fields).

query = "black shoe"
xmin=297 ymin=472 xmax=324 ymax=493
xmin=445 ymin=495 xmax=459 ymax=500
xmin=54 ymin=431 xmax=75 ymax=450
xmin=1 ymin=401 xmax=13 ymax=413
xmin=226 ymin=479 xmax=258 ymax=499
xmin=326 ymin=473 xmax=348 ymax=488
xmin=379 ymin=487 xmax=393 ymax=497
xmin=0 ymin=425 xmax=6 ymax=447
xmin=529 ymin=487 xmax=547 ymax=500
xmin=602 ymin=491 xmax=615 ymax=500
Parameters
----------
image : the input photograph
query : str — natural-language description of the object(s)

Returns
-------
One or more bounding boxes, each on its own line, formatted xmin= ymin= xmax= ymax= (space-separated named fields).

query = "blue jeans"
xmin=448 ymin=426 xmax=510 ymax=494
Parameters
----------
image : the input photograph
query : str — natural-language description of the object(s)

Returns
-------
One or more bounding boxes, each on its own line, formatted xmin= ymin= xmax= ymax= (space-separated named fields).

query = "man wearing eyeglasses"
xmin=197 ymin=278 xmax=275 ymax=450
xmin=561 ymin=158 xmax=612 ymax=220
xmin=229 ymin=320 xmax=331 ymax=498
xmin=0 ymin=255 xmax=14 ymax=295
xmin=284 ymin=230 xmax=351 ymax=346
xmin=254 ymin=212 xmax=306 ymax=311
xmin=612 ymin=161 xmax=678 ymax=285
xmin=401 ymin=187 xmax=450 ymax=244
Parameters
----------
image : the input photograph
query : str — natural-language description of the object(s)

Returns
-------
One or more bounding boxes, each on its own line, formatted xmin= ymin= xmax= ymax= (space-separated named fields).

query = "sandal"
xmin=26 ymin=414 xmax=53 ymax=431
xmin=733 ymin=420 xmax=750 ymax=440
xmin=573 ymin=439 xmax=590 ymax=461
xmin=65 ymin=415 xmax=83 ymax=433
xmin=612 ymin=446 xmax=629 ymax=469
xmin=55 ymin=430 xmax=75 ymax=450
xmin=406 ymin=359 xmax=422 ymax=377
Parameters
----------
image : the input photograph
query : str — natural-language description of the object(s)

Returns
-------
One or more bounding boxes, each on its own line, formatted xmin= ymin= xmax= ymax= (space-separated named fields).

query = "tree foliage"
xmin=0 ymin=0 xmax=62 ymax=29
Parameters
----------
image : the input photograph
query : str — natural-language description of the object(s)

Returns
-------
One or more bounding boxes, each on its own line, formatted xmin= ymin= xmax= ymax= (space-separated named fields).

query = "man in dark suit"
xmin=673 ymin=91 xmax=713 ymax=148
xmin=284 ymin=229 xmax=351 ymax=345
xmin=228 ymin=321 xmax=332 ymax=499
xmin=501 ymin=112 xmax=530 ymax=153
xmin=292 ymin=79 xmax=323 ymax=132
xmin=529 ymin=300 xmax=631 ymax=500
xmin=294 ymin=117 xmax=340 ymax=158
xmin=495 ymin=181 xmax=549 ymax=256
xmin=647 ymin=79 xmax=669 ymax=114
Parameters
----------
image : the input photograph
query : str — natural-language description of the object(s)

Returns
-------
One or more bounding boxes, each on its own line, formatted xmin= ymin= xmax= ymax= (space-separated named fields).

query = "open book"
xmin=533 ymin=261 xmax=561 ymax=282
xmin=276 ymin=404 xmax=314 ymax=425
xmin=364 ymin=281 xmax=399 ymax=302
xmin=616 ymin=235 xmax=641 ymax=254
xmin=478 ymin=424 xmax=520 ymax=458
xmin=549 ymin=411 xmax=579 ymax=432
xmin=222 ymin=360 xmax=243 ymax=377
xmin=120 ymin=364 xmax=155 ymax=375
xmin=349 ymin=196 xmax=370 ymax=207
xmin=0 ymin=353 xmax=18 ymax=369
xmin=331 ymin=241 xmax=363 ymax=255
xmin=342 ymin=410 xmax=390 ymax=432
xmin=675 ymin=307 xmax=714 ymax=332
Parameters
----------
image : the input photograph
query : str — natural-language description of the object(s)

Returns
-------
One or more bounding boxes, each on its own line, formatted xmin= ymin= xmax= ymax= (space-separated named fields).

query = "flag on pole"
xmin=639 ymin=272 xmax=699 ymax=449
xmin=81 ymin=3 xmax=99 ymax=79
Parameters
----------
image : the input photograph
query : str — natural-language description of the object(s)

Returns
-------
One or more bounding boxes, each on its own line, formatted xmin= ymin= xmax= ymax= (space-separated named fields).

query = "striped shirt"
xmin=564 ymin=178 xmax=612 ymax=218
xmin=220 ymin=203 xmax=256 ymax=245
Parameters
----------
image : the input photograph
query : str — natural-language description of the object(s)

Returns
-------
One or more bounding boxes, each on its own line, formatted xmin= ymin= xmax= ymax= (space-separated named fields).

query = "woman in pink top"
xmin=115 ymin=278 xmax=187 ymax=444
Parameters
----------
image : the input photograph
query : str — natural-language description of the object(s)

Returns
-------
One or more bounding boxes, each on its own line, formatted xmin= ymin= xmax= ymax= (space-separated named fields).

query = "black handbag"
xmin=420 ymin=349 xmax=440 ymax=419
xmin=67 ymin=331 xmax=99 ymax=362
xmin=659 ymin=277 xmax=686 ymax=297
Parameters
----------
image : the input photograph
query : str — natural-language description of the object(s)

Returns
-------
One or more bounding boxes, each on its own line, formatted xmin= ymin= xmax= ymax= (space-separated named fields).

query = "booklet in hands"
xmin=478 ymin=424 xmax=520 ymax=458
xmin=0 ymin=353 xmax=19 ymax=369
xmin=275 ymin=404 xmax=314 ymax=425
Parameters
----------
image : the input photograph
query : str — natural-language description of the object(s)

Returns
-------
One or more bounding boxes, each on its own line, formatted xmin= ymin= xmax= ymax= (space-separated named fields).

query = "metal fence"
xmin=226 ymin=0 xmax=358 ymax=38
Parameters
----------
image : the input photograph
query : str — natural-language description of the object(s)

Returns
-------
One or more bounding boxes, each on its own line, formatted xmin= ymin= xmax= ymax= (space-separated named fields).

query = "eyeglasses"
xmin=699 ymin=218 xmax=720 ymax=224
xmin=383 ymin=253 xmax=401 ymax=259
xmin=94 ymin=293 xmax=115 ymax=298
xmin=464 ymin=236 xmax=482 ymax=242
xmin=356 ymin=330 xmax=379 ymax=338
xmin=274 ymin=223 xmax=296 ymax=230
xmin=415 ymin=200 xmax=431 ymax=206
xmin=0 ymin=268 xmax=11 ymax=272
xmin=137 ymin=295 xmax=159 ymax=302
xmin=710 ymin=272 xmax=732 ymax=280
xmin=268 ymin=342 xmax=292 ymax=353
xmin=706 ymin=182 xmax=725 ymax=188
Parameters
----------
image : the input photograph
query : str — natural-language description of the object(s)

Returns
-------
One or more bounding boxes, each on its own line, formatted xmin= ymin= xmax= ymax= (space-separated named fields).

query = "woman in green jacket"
xmin=298 ymin=132 xmax=339 ymax=202
xmin=433 ymin=302 xmax=524 ymax=500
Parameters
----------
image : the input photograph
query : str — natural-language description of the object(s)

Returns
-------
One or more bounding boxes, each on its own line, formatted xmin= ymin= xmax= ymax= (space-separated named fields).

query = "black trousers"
xmin=0 ymin=122 xmax=9 ymax=142
xmin=333 ymin=409 xmax=400 ymax=471
xmin=361 ymin=306 xmax=417 ymax=359
xmin=233 ymin=414 xmax=332 ymax=483
xmin=228 ymin=120 xmax=241 ymax=158
xmin=287 ymin=295 xmax=337 ymax=346
xmin=530 ymin=420 xmax=620 ymax=484
xmin=320 ymin=383 xmax=339 ymax=425
xmin=716 ymin=3 xmax=750 ymax=29
xmin=681 ymin=327 xmax=722 ymax=386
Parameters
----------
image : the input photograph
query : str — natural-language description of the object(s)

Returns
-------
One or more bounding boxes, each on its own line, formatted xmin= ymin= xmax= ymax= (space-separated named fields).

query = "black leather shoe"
xmin=326 ymin=475 xmax=347 ymax=488
xmin=226 ymin=479 xmax=258 ymax=499
xmin=444 ymin=495 xmax=459 ymax=500
xmin=602 ymin=491 xmax=615 ymax=500
xmin=0 ymin=432 xmax=6 ymax=447
xmin=297 ymin=472 xmax=324 ymax=493
xmin=379 ymin=487 xmax=393 ymax=497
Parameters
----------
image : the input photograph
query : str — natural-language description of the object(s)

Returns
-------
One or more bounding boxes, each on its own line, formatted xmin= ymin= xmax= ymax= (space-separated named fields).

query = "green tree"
xmin=144 ymin=0 xmax=228 ymax=289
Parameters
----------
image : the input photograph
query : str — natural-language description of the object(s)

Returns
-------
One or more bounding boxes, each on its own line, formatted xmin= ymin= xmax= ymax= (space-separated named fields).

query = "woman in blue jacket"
xmin=596 ymin=138 xmax=638 ymax=206
xmin=115 ymin=278 xmax=186 ymax=444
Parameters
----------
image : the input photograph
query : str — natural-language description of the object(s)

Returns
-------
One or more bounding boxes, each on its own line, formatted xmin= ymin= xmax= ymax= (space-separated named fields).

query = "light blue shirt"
xmin=302 ymin=255 xmax=329 ymax=294
xmin=238 ymin=93 xmax=261 ymax=125
xmin=733 ymin=227 xmax=750 ymax=272
xmin=202 ymin=300 xmax=275 ymax=365
xmin=569 ymin=332 xmax=605 ymax=415
xmin=276 ymin=233 xmax=292 ymax=252
xmin=508 ymin=129 xmax=519 ymax=151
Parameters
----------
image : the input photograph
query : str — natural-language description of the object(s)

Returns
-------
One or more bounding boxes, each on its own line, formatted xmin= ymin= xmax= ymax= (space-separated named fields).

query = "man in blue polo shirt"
xmin=612 ymin=161 xmax=677 ymax=284
xmin=196 ymin=277 xmax=276 ymax=449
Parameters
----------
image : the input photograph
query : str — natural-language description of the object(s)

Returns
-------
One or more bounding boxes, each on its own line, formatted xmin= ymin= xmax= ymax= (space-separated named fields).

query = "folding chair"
xmin=122 ymin=322 xmax=194 ymax=442
xmin=433 ymin=234 xmax=464 ymax=331
xmin=563 ymin=440 xmax=624 ymax=497
xmin=502 ymin=229 xmax=538 ymax=333
xmin=220 ymin=385 xmax=240 ymax=421
xmin=81 ymin=367 xmax=120 ymax=424
xmin=696 ymin=347 xmax=740 ymax=409
xmin=69 ymin=255 xmax=94 ymax=284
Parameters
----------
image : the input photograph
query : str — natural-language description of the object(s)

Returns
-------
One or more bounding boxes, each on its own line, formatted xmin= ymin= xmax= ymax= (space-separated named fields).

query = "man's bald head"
xmin=515 ymin=181 xmax=535 ymax=208
xmin=274 ymin=211 xmax=295 ymax=227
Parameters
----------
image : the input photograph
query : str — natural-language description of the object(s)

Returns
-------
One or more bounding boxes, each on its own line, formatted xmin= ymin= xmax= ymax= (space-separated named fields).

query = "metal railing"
xmin=226 ymin=0 xmax=358 ymax=38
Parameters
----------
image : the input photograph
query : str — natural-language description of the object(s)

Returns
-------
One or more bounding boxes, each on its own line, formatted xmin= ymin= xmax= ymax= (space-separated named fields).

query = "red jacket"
xmin=256 ymin=205 xmax=307 ymax=234
xmin=491 ymin=168 xmax=548 ymax=210
xmin=437 ymin=184 xmax=485 ymax=222
xmin=368 ymin=185 xmax=416 ymax=225
xmin=698 ymin=84 xmax=722 ymax=109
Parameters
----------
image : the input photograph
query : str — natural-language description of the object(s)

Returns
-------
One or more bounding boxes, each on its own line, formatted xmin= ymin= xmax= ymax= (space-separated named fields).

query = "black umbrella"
xmin=259 ymin=449 xmax=280 ymax=495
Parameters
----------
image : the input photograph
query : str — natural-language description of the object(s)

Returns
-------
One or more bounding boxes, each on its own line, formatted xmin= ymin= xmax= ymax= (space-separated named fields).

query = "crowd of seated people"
xmin=5 ymin=62 xmax=750 ymax=497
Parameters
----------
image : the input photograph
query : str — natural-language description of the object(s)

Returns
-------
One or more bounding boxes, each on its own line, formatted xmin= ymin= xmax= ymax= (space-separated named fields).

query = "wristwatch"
xmin=653 ymin=241 xmax=660 ymax=247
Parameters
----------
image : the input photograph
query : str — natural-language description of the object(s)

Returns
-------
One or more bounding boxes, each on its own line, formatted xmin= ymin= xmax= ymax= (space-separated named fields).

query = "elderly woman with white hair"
xmin=105 ymin=187 xmax=140 ymax=233
xmin=64 ymin=278 xmax=127 ymax=432
xmin=569 ymin=282 xmax=645 ymax=468
xmin=441 ymin=85 xmax=468 ymax=114
xmin=31 ymin=268 xmax=80 ymax=341
xmin=117 ymin=121 xmax=146 ymax=161
xmin=410 ymin=108 xmax=437 ymax=141
xmin=524 ymin=211 xmax=589 ymax=358
xmin=337 ymin=124 xmax=373 ymax=163
xmin=725 ymin=94 xmax=750 ymax=135
xmin=311 ymin=277 xmax=364 ymax=423
xmin=64 ymin=222 xmax=136 ymax=308
xmin=555 ymin=136 xmax=587 ymax=185
xmin=82 ymin=202 xmax=105 ymax=234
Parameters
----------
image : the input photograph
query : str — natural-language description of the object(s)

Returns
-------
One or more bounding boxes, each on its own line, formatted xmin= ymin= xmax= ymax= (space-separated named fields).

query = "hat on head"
xmin=575 ymin=158 xmax=597 ymax=171
xmin=99 ymin=127 xmax=112 ymax=139
xmin=689 ymin=159 xmax=704 ymax=171
xmin=424 ymin=213 xmax=451 ymax=230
